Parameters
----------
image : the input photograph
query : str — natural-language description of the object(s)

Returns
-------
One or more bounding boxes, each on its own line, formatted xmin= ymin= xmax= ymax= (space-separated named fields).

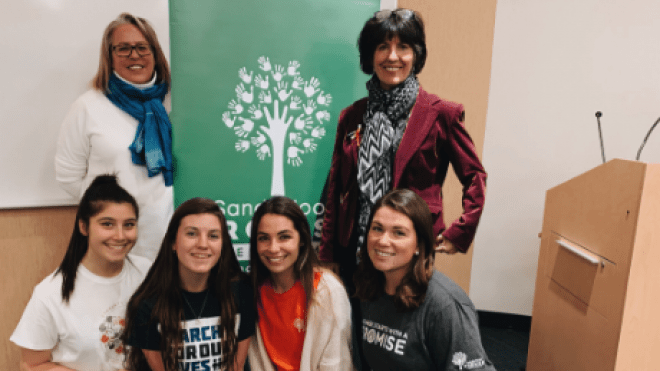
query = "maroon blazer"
xmin=319 ymin=87 xmax=487 ymax=262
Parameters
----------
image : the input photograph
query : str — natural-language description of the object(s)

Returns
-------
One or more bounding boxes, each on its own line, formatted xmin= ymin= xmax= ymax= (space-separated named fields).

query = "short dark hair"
xmin=249 ymin=196 xmax=320 ymax=316
xmin=56 ymin=174 xmax=138 ymax=302
xmin=354 ymin=189 xmax=435 ymax=311
xmin=357 ymin=8 xmax=427 ymax=75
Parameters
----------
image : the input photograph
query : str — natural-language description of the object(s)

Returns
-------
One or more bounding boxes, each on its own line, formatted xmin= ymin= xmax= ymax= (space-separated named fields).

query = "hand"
xmin=255 ymin=74 xmax=269 ymax=89
xmin=293 ymin=114 xmax=313 ymax=132
xmin=271 ymin=65 xmax=285 ymax=82
xmin=274 ymin=81 xmax=292 ymax=101
xmin=289 ymin=96 xmax=302 ymax=110
xmin=222 ymin=112 xmax=235 ymax=128
xmin=287 ymin=146 xmax=303 ymax=166
xmin=291 ymin=76 xmax=304 ymax=90
xmin=435 ymin=235 xmax=458 ymax=254
xmin=228 ymin=99 xmax=244 ymax=115
xmin=302 ymin=138 xmax=317 ymax=152
xmin=316 ymin=91 xmax=332 ymax=106
xmin=287 ymin=60 xmax=300 ymax=76
xmin=235 ymin=140 xmax=250 ymax=152
xmin=315 ymin=110 xmax=330 ymax=123
xmin=289 ymin=132 xmax=302 ymax=144
xmin=248 ymin=104 xmax=263 ymax=120
xmin=303 ymin=100 xmax=317 ymax=115
xmin=258 ymin=90 xmax=272 ymax=104
xmin=311 ymin=126 xmax=325 ymax=138
xmin=258 ymin=56 xmax=271 ymax=71
xmin=238 ymin=67 xmax=253 ymax=84
xmin=251 ymin=132 xmax=266 ymax=146
xmin=234 ymin=117 xmax=255 ymax=137
xmin=256 ymin=144 xmax=271 ymax=160
xmin=303 ymin=77 xmax=320 ymax=97
xmin=235 ymin=83 xmax=254 ymax=104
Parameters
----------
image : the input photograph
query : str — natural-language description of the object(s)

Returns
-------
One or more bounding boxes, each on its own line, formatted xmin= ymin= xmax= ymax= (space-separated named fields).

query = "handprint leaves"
xmin=222 ymin=56 xmax=331 ymax=195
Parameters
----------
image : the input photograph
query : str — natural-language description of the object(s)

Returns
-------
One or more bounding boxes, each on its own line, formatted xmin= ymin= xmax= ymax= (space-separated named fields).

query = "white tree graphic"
xmin=222 ymin=56 xmax=331 ymax=195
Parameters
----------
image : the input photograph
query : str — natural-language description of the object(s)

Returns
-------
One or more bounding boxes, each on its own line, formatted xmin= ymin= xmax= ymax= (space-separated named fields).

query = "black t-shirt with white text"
xmin=361 ymin=271 xmax=496 ymax=371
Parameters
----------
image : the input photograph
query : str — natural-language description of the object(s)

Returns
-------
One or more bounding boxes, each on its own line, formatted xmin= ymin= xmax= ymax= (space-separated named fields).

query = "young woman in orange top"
xmin=248 ymin=196 xmax=354 ymax=371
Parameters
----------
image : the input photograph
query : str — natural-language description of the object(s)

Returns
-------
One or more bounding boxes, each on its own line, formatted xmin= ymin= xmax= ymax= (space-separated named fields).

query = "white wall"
xmin=470 ymin=0 xmax=660 ymax=315
xmin=0 ymin=0 xmax=169 ymax=208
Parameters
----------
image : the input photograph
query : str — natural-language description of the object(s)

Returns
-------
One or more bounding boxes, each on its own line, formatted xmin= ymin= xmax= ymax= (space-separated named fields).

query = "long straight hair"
xmin=123 ymin=198 xmax=244 ymax=371
xmin=354 ymin=189 xmax=435 ymax=311
xmin=249 ymin=196 xmax=320 ymax=318
xmin=55 ymin=174 xmax=138 ymax=302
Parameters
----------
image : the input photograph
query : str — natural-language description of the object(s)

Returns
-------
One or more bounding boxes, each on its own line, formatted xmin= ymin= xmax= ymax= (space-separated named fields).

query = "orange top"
xmin=258 ymin=272 xmax=322 ymax=371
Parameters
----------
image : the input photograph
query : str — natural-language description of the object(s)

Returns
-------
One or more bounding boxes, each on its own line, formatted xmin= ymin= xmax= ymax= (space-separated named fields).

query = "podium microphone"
xmin=595 ymin=111 xmax=606 ymax=164
xmin=636 ymin=116 xmax=660 ymax=161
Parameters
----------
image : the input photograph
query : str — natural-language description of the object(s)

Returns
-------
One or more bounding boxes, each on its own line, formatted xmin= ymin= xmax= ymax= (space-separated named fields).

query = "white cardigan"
xmin=248 ymin=272 xmax=356 ymax=371
xmin=54 ymin=89 xmax=173 ymax=261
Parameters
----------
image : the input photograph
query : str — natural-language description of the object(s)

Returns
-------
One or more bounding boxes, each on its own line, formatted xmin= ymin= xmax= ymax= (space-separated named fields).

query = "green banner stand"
xmin=170 ymin=0 xmax=380 ymax=270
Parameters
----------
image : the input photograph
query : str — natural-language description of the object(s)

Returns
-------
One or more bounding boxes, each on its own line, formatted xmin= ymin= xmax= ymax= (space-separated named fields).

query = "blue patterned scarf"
xmin=106 ymin=73 xmax=173 ymax=186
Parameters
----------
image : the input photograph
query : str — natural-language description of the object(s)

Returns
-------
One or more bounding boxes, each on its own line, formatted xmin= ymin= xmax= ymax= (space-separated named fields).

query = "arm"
xmin=318 ymin=108 xmax=348 ymax=262
xmin=54 ymin=96 xmax=91 ymax=198
xmin=19 ymin=349 xmax=74 ymax=371
xmin=428 ymin=301 xmax=496 ymax=371
xmin=440 ymin=110 xmax=487 ymax=253
xmin=317 ymin=275 xmax=354 ymax=371
xmin=142 ymin=349 xmax=167 ymax=371
xmin=232 ymin=337 xmax=251 ymax=371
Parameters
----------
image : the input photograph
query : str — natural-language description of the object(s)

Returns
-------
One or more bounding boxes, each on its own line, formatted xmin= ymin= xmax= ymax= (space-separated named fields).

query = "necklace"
xmin=182 ymin=289 xmax=210 ymax=324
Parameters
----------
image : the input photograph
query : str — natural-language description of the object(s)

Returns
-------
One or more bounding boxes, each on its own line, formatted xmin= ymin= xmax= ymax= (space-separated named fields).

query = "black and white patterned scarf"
xmin=355 ymin=74 xmax=419 ymax=256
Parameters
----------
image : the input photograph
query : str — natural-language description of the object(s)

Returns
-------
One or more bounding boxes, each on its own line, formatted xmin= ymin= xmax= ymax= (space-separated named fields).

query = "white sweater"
xmin=54 ymin=89 xmax=173 ymax=261
xmin=248 ymin=272 xmax=356 ymax=371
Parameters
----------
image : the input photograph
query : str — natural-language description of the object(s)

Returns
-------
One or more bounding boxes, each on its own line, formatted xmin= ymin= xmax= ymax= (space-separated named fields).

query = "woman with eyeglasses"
xmin=319 ymin=8 xmax=487 ymax=290
xmin=55 ymin=13 xmax=173 ymax=261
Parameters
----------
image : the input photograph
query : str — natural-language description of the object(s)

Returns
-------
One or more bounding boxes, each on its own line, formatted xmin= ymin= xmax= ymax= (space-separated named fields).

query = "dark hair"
xmin=249 ymin=196 xmax=320 ymax=317
xmin=124 ymin=198 xmax=244 ymax=371
xmin=92 ymin=12 xmax=171 ymax=91
xmin=357 ymin=8 xmax=427 ymax=76
xmin=55 ymin=174 xmax=138 ymax=303
xmin=354 ymin=189 xmax=435 ymax=311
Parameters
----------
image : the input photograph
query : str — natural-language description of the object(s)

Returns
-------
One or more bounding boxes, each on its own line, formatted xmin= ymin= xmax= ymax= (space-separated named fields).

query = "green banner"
xmin=170 ymin=0 xmax=379 ymax=269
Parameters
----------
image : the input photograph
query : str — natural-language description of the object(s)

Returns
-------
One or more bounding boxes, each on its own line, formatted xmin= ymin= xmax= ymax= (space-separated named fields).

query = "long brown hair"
xmin=123 ymin=198 xmax=244 ymax=370
xmin=354 ymin=189 xmax=435 ymax=311
xmin=92 ymin=12 xmax=170 ymax=91
xmin=249 ymin=196 xmax=320 ymax=318
xmin=56 ymin=174 xmax=138 ymax=302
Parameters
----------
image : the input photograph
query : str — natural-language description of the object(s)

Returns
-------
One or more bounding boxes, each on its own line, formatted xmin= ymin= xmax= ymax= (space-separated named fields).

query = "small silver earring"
xmin=414 ymin=250 xmax=419 ymax=256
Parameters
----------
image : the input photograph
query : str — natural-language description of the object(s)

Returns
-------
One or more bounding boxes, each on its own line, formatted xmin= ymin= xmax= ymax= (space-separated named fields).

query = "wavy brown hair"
xmin=123 ymin=198 xmax=244 ymax=371
xmin=249 ymin=196 xmax=320 ymax=318
xmin=56 ymin=174 xmax=138 ymax=303
xmin=354 ymin=189 xmax=435 ymax=311
xmin=92 ymin=12 xmax=170 ymax=91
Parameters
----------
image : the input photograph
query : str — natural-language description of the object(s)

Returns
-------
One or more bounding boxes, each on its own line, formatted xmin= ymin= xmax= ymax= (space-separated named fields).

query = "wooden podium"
xmin=527 ymin=159 xmax=660 ymax=370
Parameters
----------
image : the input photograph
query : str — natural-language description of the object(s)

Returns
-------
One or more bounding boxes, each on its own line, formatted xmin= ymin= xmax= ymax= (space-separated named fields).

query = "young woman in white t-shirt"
xmin=11 ymin=175 xmax=151 ymax=371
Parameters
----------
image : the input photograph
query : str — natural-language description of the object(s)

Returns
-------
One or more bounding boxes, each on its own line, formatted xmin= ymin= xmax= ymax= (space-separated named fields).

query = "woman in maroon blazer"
xmin=319 ymin=8 xmax=487 ymax=291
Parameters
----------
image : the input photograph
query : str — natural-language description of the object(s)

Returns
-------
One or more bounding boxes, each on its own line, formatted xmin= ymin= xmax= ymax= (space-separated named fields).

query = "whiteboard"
xmin=0 ymin=0 xmax=169 ymax=208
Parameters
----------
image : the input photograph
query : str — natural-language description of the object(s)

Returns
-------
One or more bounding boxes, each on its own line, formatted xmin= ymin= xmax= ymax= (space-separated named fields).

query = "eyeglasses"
xmin=374 ymin=9 xmax=415 ymax=20
xmin=112 ymin=43 xmax=152 ymax=57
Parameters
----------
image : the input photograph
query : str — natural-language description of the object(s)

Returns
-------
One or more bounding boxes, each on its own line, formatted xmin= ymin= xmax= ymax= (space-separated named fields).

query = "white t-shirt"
xmin=11 ymin=255 xmax=151 ymax=371
xmin=54 ymin=89 xmax=174 ymax=260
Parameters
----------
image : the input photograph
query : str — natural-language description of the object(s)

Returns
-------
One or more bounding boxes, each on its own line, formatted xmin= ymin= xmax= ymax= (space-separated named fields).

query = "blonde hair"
xmin=92 ymin=12 xmax=170 ymax=91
